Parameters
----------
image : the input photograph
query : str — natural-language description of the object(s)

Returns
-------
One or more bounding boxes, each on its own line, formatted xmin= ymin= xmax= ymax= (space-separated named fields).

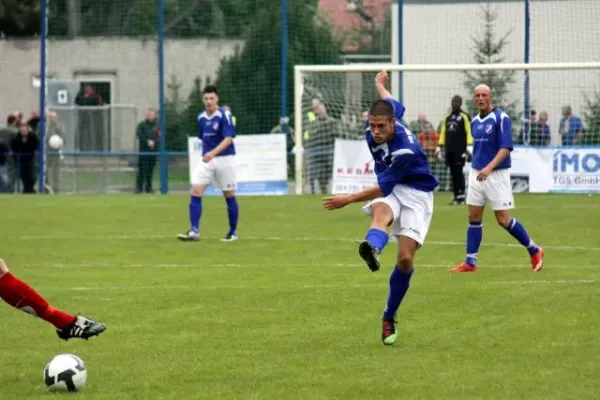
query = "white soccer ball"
xmin=44 ymin=354 xmax=87 ymax=392
xmin=48 ymin=134 xmax=64 ymax=150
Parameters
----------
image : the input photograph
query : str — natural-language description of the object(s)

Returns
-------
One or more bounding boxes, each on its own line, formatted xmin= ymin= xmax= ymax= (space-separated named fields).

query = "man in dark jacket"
xmin=436 ymin=95 xmax=473 ymax=205
xmin=11 ymin=122 xmax=38 ymax=193
xmin=136 ymin=109 xmax=159 ymax=193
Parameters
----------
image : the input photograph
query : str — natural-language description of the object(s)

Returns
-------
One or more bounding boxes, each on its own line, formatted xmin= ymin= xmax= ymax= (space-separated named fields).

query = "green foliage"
xmin=462 ymin=4 xmax=520 ymax=123
xmin=0 ymin=0 xmax=39 ymax=37
xmin=215 ymin=0 xmax=342 ymax=135
xmin=582 ymin=88 xmax=600 ymax=145
xmin=9 ymin=0 xmax=275 ymax=38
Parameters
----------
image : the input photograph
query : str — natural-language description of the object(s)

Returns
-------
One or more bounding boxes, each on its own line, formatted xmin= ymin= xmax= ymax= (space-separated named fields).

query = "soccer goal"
xmin=293 ymin=62 xmax=600 ymax=195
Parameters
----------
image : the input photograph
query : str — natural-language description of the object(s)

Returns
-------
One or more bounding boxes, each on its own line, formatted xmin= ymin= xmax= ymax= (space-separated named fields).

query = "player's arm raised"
xmin=375 ymin=70 xmax=393 ymax=100
xmin=323 ymin=186 xmax=383 ymax=210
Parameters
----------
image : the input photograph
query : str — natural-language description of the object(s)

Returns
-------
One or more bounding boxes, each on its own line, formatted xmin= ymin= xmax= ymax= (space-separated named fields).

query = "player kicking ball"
xmin=324 ymin=70 xmax=439 ymax=345
xmin=451 ymin=84 xmax=544 ymax=272
xmin=0 ymin=259 xmax=106 ymax=341
xmin=177 ymin=85 xmax=239 ymax=242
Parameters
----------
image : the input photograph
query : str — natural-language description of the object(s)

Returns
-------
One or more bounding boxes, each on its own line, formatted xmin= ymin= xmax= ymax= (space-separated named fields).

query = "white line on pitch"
xmin=57 ymin=279 xmax=597 ymax=291
xmin=14 ymin=235 xmax=600 ymax=251
xmin=42 ymin=262 xmax=596 ymax=269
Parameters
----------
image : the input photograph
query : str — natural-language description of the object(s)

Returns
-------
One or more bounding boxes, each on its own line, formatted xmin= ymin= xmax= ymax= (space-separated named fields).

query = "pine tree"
xmin=462 ymin=4 xmax=519 ymax=123
xmin=582 ymin=89 xmax=600 ymax=145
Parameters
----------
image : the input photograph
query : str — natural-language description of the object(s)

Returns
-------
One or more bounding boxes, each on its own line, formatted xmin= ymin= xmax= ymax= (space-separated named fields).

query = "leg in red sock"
xmin=0 ymin=259 xmax=106 ymax=340
xmin=0 ymin=272 xmax=75 ymax=330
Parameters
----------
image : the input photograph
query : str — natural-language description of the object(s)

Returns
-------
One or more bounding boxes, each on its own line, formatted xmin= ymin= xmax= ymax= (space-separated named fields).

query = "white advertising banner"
xmin=331 ymin=138 xmax=600 ymax=194
xmin=550 ymin=148 xmax=600 ymax=193
xmin=188 ymin=134 xmax=288 ymax=195
xmin=331 ymin=139 xmax=377 ymax=194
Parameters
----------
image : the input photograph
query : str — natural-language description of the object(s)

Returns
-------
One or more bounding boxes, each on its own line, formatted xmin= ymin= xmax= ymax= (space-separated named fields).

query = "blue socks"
xmin=366 ymin=228 xmax=389 ymax=254
xmin=225 ymin=197 xmax=239 ymax=234
xmin=505 ymin=218 xmax=539 ymax=255
xmin=383 ymin=267 xmax=413 ymax=320
xmin=189 ymin=196 xmax=202 ymax=233
xmin=465 ymin=221 xmax=482 ymax=267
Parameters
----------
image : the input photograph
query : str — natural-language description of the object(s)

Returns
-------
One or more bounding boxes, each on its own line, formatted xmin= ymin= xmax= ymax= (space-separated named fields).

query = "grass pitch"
xmin=0 ymin=194 xmax=598 ymax=399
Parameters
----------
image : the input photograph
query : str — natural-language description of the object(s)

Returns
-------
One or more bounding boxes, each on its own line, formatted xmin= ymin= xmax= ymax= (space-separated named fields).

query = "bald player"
xmin=452 ymin=84 xmax=544 ymax=272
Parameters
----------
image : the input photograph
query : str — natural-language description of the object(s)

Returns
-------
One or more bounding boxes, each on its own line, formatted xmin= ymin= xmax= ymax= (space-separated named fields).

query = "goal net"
xmin=293 ymin=62 xmax=600 ymax=195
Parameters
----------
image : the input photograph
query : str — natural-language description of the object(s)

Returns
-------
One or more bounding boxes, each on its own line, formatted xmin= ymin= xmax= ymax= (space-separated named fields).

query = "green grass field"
xmin=0 ymin=194 xmax=598 ymax=399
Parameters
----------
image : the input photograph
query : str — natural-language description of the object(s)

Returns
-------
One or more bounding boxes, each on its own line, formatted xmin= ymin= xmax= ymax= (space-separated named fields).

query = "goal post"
xmin=294 ymin=62 xmax=600 ymax=195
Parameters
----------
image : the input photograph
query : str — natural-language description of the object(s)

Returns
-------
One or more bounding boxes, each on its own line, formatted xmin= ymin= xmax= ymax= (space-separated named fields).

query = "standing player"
xmin=323 ymin=70 xmax=438 ymax=345
xmin=0 ymin=259 xmax=106 ymax=341
xmin=451 ymin=84 xmax=544 ymax=272
xmin=177 ymin=85 xmax=239 ymax=242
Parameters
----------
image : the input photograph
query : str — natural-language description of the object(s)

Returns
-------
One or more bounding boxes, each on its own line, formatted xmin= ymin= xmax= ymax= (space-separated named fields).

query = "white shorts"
xmin=361 ymin=185 xmax=434 ymax=246
xmin=467 ymin=168 xmax=514 ymax=210
xmin=191 ymin=155 xmax=237 ymax=190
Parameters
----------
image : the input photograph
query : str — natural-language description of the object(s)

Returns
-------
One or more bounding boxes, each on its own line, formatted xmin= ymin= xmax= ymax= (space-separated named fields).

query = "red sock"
xmin=0 ymin=272 xmax=75 ymax=330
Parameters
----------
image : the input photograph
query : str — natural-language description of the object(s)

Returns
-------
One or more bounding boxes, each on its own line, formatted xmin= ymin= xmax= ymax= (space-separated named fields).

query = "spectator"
xmin=0 ymin=115 xmax=19 ymax=192
xmin=27 ymin=109 xmax=40 ymax=134
xmin=559 ymin=105 xmax=584 ymax=145
xmin=46 ymin=111 xmax=65 ymax=193
xmin=11 ymin=121 xmax=38 ymax=194
xmin=531 ymin=111 xmax=551 ymax=146
xmin=409 ymin=112 xmax=435 ymax=136
xmin=75 ymin=85 xmax=105 ymax=151
xmin=13 ymin=111 xmax=23 ymax=124
xmin=135 ymin=108 xmax=159 ymax=193
xmin=304 ymin=98 xmax=341 ymax=194
xmin=271 ymin=120 xmax=295 ymax=179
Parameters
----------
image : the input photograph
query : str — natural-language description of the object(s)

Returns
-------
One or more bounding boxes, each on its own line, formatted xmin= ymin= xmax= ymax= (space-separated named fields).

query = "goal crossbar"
xmin=294 ymin=62 xmax=600 ymax=73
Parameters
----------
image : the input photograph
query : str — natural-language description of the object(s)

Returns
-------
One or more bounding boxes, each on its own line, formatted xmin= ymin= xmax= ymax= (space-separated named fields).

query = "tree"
xmin=7 ymin=0 xmax=272 ymax=38
xmin=0 ymin=0 xmax=39 ymax=37
xmin=215 ymin=0 xmax=343 ymax=135
xmin=582 ymin=89 xmax=600 ymax=145
xmin=462 ymin=4 xmax=520 ymax=123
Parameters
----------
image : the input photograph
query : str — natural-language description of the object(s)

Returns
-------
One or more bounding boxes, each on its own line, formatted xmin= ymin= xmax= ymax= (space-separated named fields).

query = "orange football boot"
xmin=451 ymin=262 xmax=477 ymax=272
xmin=531 ymin=247 xmax=544 ymax=272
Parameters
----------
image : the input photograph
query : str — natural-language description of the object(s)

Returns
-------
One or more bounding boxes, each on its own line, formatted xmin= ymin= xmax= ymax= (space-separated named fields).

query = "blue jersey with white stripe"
xmin=471 ymin=108 xmax=513 ymax=170
xmin=366 ymin=98 xmax=439 ymax=196
xmin=197 ymin=107 xmax=236 ymax=156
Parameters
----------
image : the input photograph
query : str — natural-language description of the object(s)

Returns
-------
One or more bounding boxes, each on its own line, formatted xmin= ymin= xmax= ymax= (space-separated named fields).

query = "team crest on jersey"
xmin=485 ymin=124 xmax=493 ymax=134
xmin=212 ymin=121 xmax=219 ymax=130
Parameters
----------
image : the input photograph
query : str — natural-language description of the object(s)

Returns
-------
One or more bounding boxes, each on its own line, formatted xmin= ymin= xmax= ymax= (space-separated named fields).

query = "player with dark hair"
xmin=177 ymin=85 xmax=239 ymax=242
xmin=451 ymin=84 xmax=544 ymax=272
xmin=0 ymin=259 xmax=106 ymax=340
xmin=323 ymin=70 xmax=438 ymax=345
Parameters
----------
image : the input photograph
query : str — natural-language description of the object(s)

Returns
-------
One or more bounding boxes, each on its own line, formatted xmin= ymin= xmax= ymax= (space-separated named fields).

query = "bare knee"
xmin=468 ymin=205 xmax=484 ymax=222
xmin=371 ymin=203 xmax=393 ymax=230
xmin=494 ymin=210 xmax=511 ymax=228
xmin=0 ymin=259 xmax=9 ymax=276
xmin=223 ymin=190 xmax=236 ymax=199
xmin=396 ymin=236 xmax=418 ymax=272
xmin=191 ymin=184 xmax=207 ymax=197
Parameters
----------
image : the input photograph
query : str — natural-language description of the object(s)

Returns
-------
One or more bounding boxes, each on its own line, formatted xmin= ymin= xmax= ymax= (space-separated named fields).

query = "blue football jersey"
xmin=197 ymin=107 xmax=236 ymax=156
xmin=471 ymin=108 xmax=513 ymax=170
xmin=366 ymin=98 xmax=439 ymax=196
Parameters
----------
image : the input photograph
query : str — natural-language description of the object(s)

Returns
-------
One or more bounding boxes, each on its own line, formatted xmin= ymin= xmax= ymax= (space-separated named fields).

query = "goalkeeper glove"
xmin=434 ymin=146 xmax=443 ymax=162
xmin=462 ymin=145 xmax=473 ymax=162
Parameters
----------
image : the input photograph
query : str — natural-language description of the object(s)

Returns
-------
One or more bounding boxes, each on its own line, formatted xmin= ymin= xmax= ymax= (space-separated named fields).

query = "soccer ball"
xmin=48 ymin=134 xmax=64 ymax=150
xmin=43 ymin=354 xmax=87 ymax=392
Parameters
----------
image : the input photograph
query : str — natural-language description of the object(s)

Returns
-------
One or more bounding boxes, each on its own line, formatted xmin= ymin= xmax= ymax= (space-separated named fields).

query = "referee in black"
xmin=436 ymin=95 xmax=472 ymax=205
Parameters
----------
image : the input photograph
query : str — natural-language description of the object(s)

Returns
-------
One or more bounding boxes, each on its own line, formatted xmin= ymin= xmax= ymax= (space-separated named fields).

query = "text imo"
xmin=553 ymin=151 xmax=600 ymax=174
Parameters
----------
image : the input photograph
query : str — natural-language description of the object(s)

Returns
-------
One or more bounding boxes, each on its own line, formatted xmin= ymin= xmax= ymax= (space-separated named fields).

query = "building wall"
xmin=0 ymin=38 xmax=243 ymax=148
